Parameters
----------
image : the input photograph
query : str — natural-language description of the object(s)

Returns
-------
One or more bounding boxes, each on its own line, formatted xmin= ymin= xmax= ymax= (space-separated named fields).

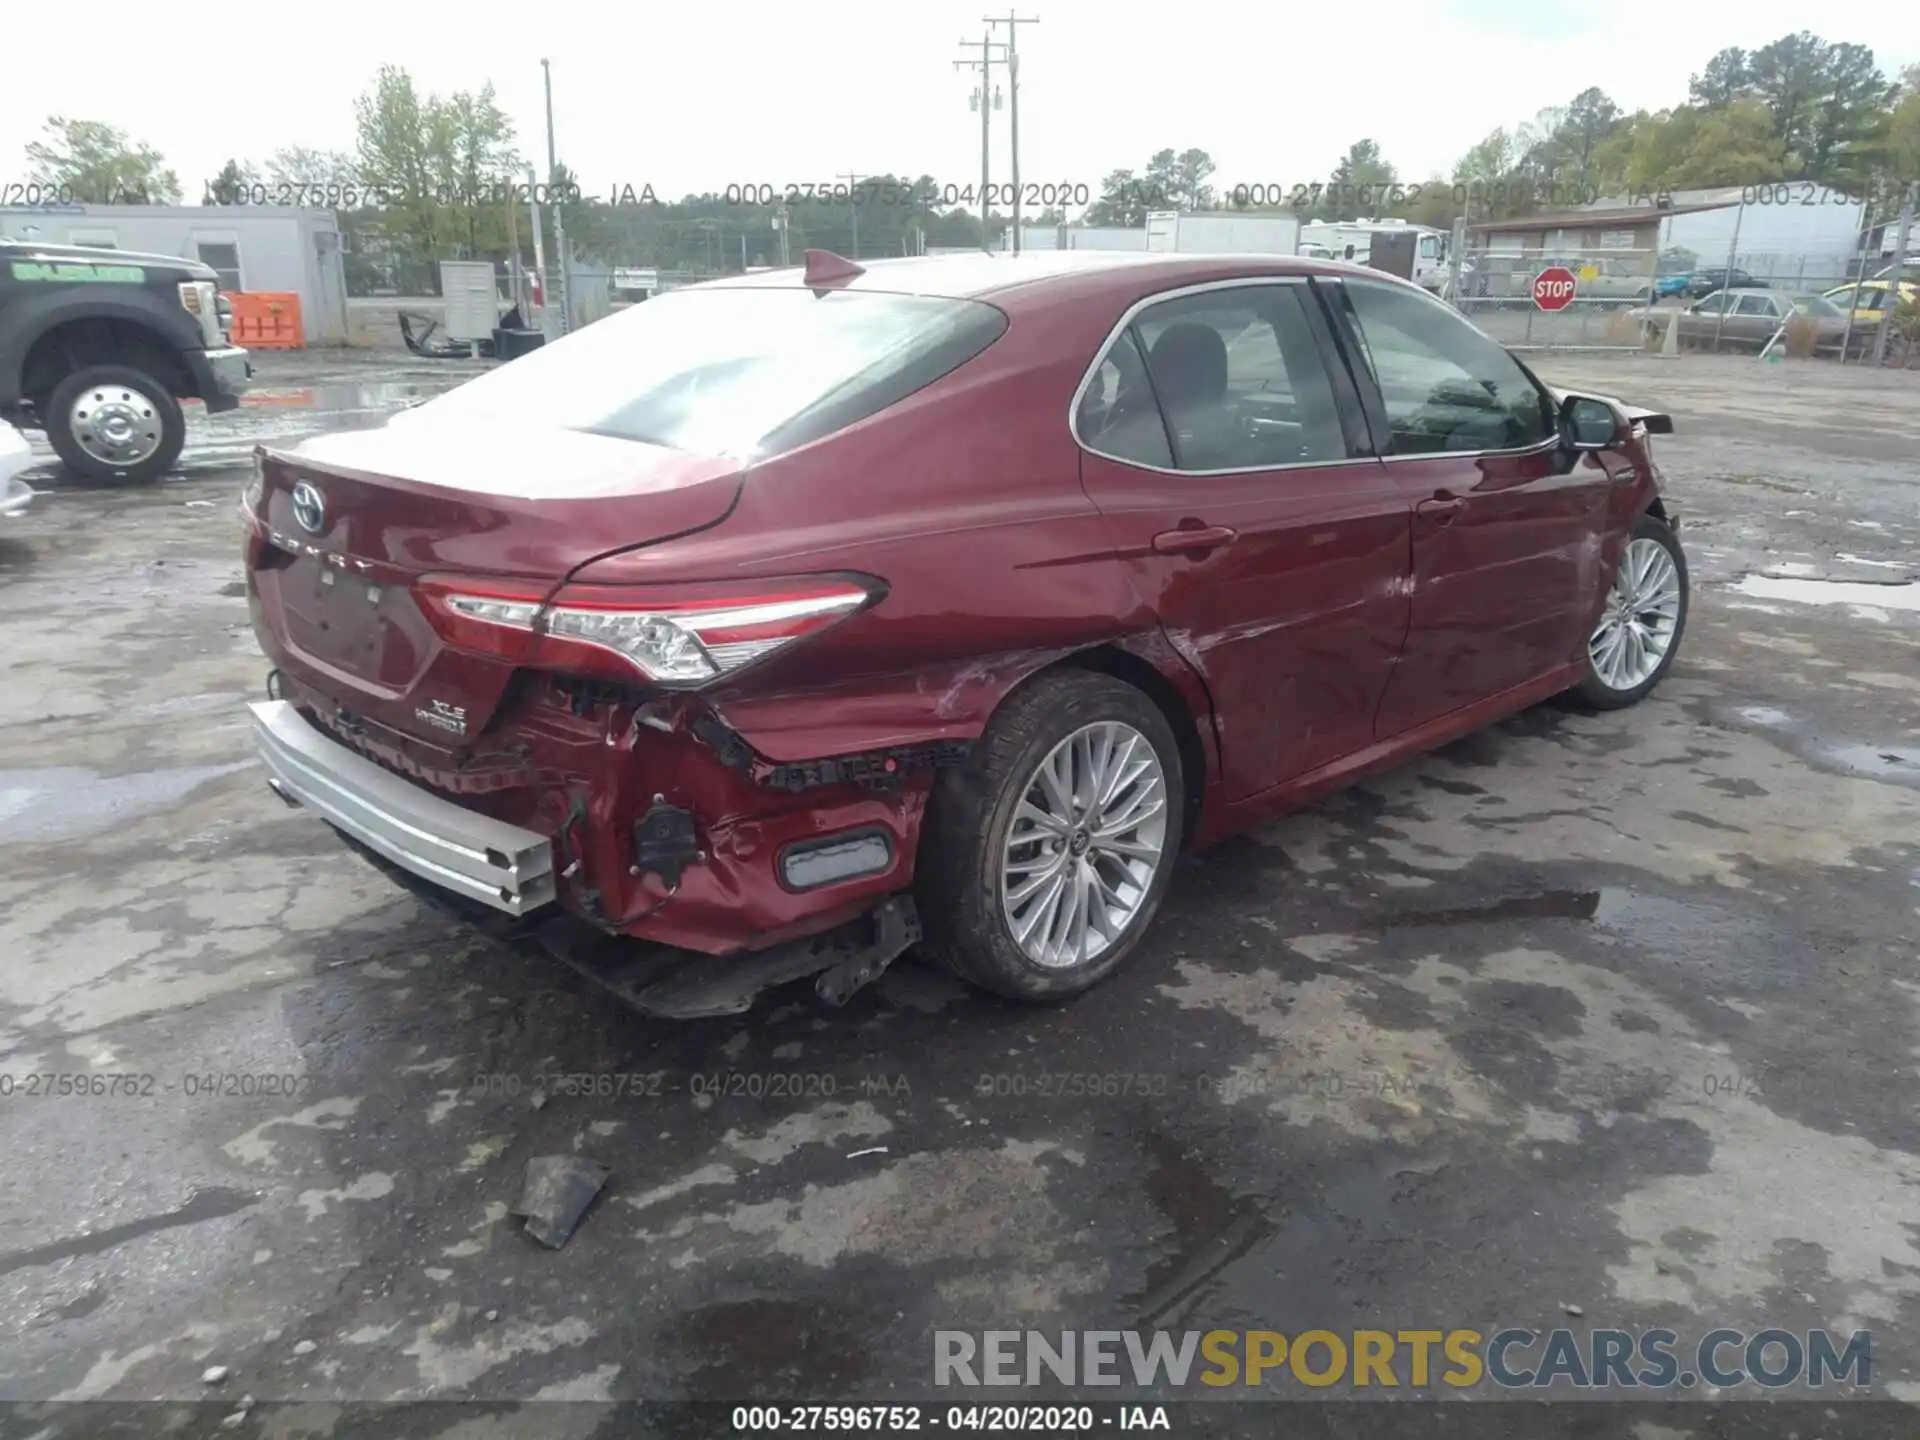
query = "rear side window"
xmin=415 ymin=287 xmax=1007 ymax=462
xmin=1077 ymin=283 xmax=1348 ymax=472
xmin=1339 ymin=279 xmax=1554 ymax=455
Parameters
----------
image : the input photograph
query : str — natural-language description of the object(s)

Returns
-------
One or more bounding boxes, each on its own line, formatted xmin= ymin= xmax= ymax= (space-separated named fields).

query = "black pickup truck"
xmin=0 ymin=239 xmax=251 ymax=483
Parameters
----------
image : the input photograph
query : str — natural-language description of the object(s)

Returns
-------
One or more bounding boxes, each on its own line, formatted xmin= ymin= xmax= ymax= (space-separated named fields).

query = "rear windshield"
xmin=413 ymin=286 xmax=1007 ymax=459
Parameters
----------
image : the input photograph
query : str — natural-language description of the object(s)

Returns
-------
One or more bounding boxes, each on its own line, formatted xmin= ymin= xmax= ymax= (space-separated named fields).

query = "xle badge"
xmin=416 ymin=699 xmax=468 ymax=738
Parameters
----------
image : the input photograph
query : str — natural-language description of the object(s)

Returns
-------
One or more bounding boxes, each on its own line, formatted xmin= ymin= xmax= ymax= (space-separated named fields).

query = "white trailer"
xmin=1300 ymin=219 xmax=1454 ymax=292
xmin=1143 ymin=211 xmax=1302 ymax=255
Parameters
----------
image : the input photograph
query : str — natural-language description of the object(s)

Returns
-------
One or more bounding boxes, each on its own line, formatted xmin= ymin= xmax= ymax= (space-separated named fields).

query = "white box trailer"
xmin=1144 ymin=211 xmax=1302 ymax=255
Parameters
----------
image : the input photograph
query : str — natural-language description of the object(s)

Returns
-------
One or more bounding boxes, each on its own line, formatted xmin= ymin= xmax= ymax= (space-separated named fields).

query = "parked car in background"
xmin=1638 ymin=289 xmax=1850 ymax=351
xmin=1654 ymin=272 xmax=1695 ymax=299
xmin=0 ymin=420 xmax=33 ymax=517
xmin=1687 ymin=267 xmax=1761 ymax=299
xmin=1823 ymin=279 xmax=1918 ymax=327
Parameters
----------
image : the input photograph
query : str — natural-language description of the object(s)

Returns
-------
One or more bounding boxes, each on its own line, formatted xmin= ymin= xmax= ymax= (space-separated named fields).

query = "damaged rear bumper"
xmin=249 ymin=699 xmax=556 ymax=915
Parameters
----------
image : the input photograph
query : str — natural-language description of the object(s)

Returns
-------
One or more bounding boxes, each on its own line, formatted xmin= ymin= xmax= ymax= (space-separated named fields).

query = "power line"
xmin=985 ymin=14 xmax=1039 ymax=254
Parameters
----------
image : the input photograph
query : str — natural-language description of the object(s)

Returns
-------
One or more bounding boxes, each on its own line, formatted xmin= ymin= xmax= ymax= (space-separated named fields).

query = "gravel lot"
xmin=1 ymin=347 xmax=1917 ymax=1437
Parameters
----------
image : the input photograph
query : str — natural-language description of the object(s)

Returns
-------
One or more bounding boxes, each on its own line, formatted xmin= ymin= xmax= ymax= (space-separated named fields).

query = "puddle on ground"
xmin=1822 ymin=745 xmax=1920 ymax=786
xmin=1728 ymin=574 xmax=1920 ymax=616
xmin=0 ymin=762 xmax=253 ymax=843
xmin=240 ymin=381 xmax=446 ymax=411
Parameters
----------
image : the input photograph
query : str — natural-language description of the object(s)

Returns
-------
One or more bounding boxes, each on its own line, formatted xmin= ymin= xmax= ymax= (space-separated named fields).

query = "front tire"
xmin=46 ymin=365 xmax=186 ymax=485
xmin=1573 ymin=512 xmax=1688 ymax=709
xmin=917 ymin=671 xmax=1185 ymax=1002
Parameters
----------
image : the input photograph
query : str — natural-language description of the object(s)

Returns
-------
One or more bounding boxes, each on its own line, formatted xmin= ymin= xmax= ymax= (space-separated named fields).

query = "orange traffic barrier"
xmin=224 ymin=291 xmax=304 ymax=349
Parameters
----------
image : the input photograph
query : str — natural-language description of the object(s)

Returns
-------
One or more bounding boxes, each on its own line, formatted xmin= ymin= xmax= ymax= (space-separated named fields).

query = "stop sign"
xmin=1533 ymin=266 xmax=1578 ymax=311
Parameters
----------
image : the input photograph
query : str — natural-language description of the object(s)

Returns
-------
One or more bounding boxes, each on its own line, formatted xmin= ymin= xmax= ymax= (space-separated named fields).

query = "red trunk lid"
xmin=248 ymin=415 xmax=742 ymax=747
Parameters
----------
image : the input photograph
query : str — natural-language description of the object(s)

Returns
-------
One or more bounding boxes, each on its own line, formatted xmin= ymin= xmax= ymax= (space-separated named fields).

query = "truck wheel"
xmin=916 ymin=670 xmax=1185 ymax=1002
xmin=46 ymin=366 xmax=186 ymax=484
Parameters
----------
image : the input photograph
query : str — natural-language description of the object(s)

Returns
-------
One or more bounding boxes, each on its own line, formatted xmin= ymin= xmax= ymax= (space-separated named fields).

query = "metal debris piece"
xmin=292 ymin=1340 xmax=316 ymax=1356
xmin=511 ymin=1155 xmax=611 ymax=1248
xmin=1561 ymin=1302 xmax=1584 ymax=1317
xmin=201 ymin=1365 xmax=230 ymax=1385
xmin=846 ymin=1147 xmax=889 ymax=1160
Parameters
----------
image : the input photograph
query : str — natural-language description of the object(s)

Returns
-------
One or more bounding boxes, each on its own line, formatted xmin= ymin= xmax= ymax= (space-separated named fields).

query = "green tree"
xmin=1690 ymin=48 xmax=1750 ymax=108
xmin=351 ymin=65 xmax=522 ymax=291
xmin=1452 ymin=127 xmax=1526 ymax=221
xmin=203 ymin=157 xmax=259 ymax=205
xmin=1143 ymin=147 xmax=1217 ymax=211
xmin=1688 ymin=33 xmax=1893 ymax=181
xmin=24 ymin=117 xmax=181 ymax=203
xmin=1084 ymin=168 xmax=1148 ymax=226
xmin=1320 ymin=138 xmax=1397 ymax=220
xmin=266 ymin=146 xmax=359 ymax=191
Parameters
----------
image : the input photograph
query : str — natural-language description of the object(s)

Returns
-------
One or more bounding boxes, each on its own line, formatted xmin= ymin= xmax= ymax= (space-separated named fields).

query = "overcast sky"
xmin=5 ymin=1 xmax=1914 ymax=205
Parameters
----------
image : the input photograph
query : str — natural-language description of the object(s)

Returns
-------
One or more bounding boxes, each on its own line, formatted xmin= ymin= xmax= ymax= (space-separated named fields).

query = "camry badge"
xmin=291 ymin=482 xmax=326 ymax=534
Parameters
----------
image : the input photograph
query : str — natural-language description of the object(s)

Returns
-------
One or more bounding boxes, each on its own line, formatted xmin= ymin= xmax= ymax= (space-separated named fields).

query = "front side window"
xmin=1339 ymin=279 xmax=1553 ymax=455
xmin=1119 ymin=284 xmax=1347 ymax=472
xmin=1418 ymin=236 xmax=1439 ymax=260
xmin=1735 ymin=294 xmax=1779 ymax=317
xmin=413 ymin=286 xmax=1007 ymax=464
xmin=1793 ymin=296 xmax=1843 ymax=318
xmin=1694 ymin=293 xmax=1731 ymax=315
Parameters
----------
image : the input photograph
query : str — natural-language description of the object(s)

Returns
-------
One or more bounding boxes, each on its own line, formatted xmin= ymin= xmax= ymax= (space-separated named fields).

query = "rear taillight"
xmin=414 ymin=575 xmax=877 ymax=686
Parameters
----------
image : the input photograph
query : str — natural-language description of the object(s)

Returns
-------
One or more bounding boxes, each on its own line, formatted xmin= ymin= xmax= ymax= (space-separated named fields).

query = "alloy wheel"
xmin=999 ymin=720 xmax=1169 ymax=969
xmin=1589 ymin=537 xmax=1683 ymax=692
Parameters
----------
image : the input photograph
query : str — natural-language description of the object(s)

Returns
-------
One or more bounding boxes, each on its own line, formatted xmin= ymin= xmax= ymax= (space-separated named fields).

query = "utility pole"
xmin=838 ymin=172 xmax=868 ymax=259
xmin=540 ymin=58 xmax=570 ymax=333
xmin=1872 ymin=183 xmax=1914 ymax=367
xmin=954 ymin=35 xmax=1005 ymax=253
xmin=985 ymin=14 xmax=1038 ymax=255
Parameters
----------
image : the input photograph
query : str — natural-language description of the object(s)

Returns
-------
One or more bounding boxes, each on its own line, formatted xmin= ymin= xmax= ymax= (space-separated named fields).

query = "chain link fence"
xmin=1453 ymin=248 xmax=1657 ymax=352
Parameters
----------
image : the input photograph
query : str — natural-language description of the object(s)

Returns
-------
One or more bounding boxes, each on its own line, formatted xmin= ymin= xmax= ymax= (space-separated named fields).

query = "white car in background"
xmin=0 ymin=421 xmax=33 ymax=518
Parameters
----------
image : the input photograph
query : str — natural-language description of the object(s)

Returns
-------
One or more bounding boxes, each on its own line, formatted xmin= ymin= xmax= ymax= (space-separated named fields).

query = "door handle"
xmin=1152 ymin=524 xmax=1238 ymax=554
xmin=1418 ymin=489 xmax=1466 ymax=528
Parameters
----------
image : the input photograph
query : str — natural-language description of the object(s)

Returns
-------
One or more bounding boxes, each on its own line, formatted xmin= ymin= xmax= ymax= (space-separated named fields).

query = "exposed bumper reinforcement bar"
xmin=248 ymin=699 xmax=556 ymax=916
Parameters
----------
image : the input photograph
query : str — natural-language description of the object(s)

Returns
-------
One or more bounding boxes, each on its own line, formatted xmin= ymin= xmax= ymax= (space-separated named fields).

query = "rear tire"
xmin=46 ymin=365 xmax=185 ymax=485
xmin=916 ymin=671 xmax=1185 ymax=1002
xmin=1572 ymin=512 xmax=1689 ymax=710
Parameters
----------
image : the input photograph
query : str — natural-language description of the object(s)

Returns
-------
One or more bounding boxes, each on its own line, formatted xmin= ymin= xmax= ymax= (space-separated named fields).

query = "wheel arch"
xmin=999 ymin=640 xmax=1214 ymax=850
xmin=22 ymin=317 xmax=191 ymax=410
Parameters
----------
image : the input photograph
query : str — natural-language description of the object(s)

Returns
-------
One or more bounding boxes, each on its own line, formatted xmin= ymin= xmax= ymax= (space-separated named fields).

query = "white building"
xmin=0 ymin=204 xmax=349 ymax=343
xmin=1586 ymin=185 xmax=1897 ymax=288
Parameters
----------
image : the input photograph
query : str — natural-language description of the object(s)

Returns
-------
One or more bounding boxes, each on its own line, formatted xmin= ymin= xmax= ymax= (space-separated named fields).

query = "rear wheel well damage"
xmin=1645 ymin=496 xmax=1671 ymax=526
xmin=20 ymin=318 xmax=191 ymax=412
xmin=1024 ymin=645 xmax=1209 ymax=849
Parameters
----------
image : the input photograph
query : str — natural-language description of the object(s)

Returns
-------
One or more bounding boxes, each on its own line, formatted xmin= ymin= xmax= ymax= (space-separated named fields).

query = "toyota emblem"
xmin=290 ymin=482 xmax=326 ymax=534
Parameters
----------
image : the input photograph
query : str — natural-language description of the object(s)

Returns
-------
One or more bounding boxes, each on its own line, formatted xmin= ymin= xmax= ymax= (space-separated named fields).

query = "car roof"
xmin=685 ymin=250 xmax=1361 ymax=301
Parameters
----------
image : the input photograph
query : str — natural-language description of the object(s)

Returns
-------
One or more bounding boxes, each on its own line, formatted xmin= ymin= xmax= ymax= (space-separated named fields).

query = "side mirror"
xmin=1559 ymin=394 xmax=1623 ymax=452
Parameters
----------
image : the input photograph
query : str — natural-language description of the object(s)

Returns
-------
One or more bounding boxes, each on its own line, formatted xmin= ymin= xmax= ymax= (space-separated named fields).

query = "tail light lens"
xmin=415 ymin=575 xmax=878 ymax=686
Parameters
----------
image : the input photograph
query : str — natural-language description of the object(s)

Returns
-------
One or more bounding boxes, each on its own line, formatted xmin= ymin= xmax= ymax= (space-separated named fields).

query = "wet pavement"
xmin=1 ymin=349 xmax=1918 ymax=1435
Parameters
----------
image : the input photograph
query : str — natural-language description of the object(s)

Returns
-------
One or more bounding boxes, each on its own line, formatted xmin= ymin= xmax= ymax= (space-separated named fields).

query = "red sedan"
xmin=242 ymin=250 xmax=1686 ymax=1008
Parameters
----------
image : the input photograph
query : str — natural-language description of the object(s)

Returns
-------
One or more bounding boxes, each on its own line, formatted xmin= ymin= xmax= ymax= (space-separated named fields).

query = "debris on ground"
xmin=1561 ymin=1302 xmax=1585 ymax=1317
xmin=847 ymin=1147 xmax=889 ymax=1159
xmin=511 ymin=1155 xmax=611 ymax=1248
xmin=200 ymin=1365 xmax=229 ymax=1385
xmin=291 ymin=1340 xmax=316 ymax=1356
